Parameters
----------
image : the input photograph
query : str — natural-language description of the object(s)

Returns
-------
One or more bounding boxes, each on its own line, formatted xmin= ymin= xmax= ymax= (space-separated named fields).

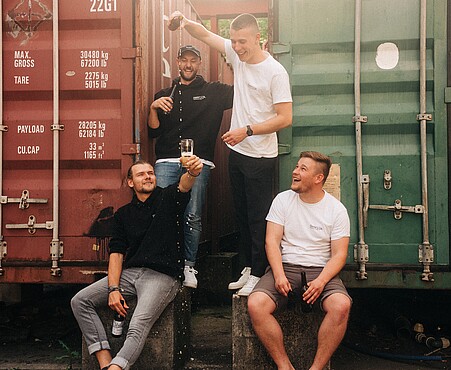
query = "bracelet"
xmin=187 ymin=170 xmax=200 ymax=178
xmin=108 ymin=285 xmax=122 ymax=294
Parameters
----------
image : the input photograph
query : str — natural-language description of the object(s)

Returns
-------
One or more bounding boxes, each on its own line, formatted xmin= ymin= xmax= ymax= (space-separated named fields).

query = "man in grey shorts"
xmin=248 ymin=151 xmax=352 ymax=370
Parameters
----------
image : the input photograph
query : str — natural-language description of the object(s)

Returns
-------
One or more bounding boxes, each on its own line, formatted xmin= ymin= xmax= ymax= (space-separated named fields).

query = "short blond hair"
xmin=230 ymin=13 xmax=259 ymax=32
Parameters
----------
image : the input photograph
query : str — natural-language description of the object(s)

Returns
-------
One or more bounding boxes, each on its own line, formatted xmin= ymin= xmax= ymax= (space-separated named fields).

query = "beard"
xmin=179 ymin=69 xmax=197 ymax=82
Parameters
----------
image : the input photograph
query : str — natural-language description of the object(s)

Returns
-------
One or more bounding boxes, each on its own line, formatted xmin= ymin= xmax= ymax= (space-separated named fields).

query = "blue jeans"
xmin=71 ymin=268 xmax=180 ymax=370
xmin=155 ymin=161 xmax=211 ymax=266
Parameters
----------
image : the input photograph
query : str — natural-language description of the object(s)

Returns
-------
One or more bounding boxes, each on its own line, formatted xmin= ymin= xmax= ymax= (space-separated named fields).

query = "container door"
xmin=274 ymin=0 xmax=448 ymax=281
xmin=1 ymin=0 xmax=135 ymax=283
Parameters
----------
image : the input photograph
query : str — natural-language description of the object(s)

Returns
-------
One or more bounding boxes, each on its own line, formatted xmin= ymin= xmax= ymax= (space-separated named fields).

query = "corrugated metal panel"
xmin=1 ymin=0 xmax=135 ymax=283
xmin=0 ymin=0 xmax=235 ymax=284
xmin=275 ymin=0 xmax=448 ymax=276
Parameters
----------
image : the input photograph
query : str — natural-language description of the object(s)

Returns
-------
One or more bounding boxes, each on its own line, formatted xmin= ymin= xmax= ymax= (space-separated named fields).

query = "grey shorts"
xmin=251 ymin=263 xmax=352 ymax=312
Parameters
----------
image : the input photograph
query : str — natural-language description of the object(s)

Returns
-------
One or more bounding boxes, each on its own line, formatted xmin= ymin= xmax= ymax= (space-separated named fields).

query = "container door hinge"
xmin=50 ymin=239 xmax=64 ymax=277
xmin=0 ymin=239 xmax=7 ymax=276
xmin=122 ymin=47 xmax=142 ymax=59
xmin=419 ymin=242 xmax=434 ymax=282
xmin=1 ymin=190 xmax=48 ymax=209
xmin=5 ymin=215 xmax=54 ymax=234
xmin=121 ymin=143 xmax=140 ymax=155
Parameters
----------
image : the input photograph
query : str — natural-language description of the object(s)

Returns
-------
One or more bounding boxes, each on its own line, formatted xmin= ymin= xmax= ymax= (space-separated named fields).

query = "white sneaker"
xmin=228 ymin=267 xmax=251 ymax=290
xmin=183 ymin=266 xmax=198 ymax=288
xmin=236 ymin=275 xmax=260 ymax=296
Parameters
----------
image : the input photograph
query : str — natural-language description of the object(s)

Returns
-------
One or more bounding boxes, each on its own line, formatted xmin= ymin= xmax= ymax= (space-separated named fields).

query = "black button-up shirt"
xmin=150 ymin=75 xmax=233 ymax=162
xmin=108 ymin=184 xmax=190 ymax=280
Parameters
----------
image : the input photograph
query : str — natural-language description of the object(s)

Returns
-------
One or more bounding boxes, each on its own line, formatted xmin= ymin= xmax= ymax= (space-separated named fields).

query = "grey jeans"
xmin=71 ymin=267 xmax=180 ymax=370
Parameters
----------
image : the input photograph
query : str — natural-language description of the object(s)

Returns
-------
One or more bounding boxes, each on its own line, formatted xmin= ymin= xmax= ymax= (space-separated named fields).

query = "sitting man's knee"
xmin=248 ymin=292 xmax=273 ymax=318
xmin=324 ymin=294 xmax=351 ymax=319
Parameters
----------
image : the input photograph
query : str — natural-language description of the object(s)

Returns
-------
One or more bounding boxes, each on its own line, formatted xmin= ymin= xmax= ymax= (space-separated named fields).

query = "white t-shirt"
xmin=224 ymin=39 xmax=292 ymax=158
xmin=266 ymin=190 xmax=350 ymax=267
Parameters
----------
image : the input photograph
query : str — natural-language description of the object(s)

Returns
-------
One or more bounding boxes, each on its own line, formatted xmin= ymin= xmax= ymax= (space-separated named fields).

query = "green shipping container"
xmin=273 ymin=0 xmax=449 ymax=288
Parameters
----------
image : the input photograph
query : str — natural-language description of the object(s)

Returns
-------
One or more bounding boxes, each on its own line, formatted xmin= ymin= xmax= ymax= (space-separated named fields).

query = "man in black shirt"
xmin=71 ymin=156 xmax=203 ymax=370
xmin=149 ymin=45 xmax=233 ymax=288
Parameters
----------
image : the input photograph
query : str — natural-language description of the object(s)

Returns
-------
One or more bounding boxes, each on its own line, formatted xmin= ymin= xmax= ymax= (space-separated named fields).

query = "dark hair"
xmin=299 ymin=151 xmax=332 ymax=183
xmin=230 ymin=13 xmax=259 ymax=32
xmin=127 ymin=160 xmax=152 ymax=179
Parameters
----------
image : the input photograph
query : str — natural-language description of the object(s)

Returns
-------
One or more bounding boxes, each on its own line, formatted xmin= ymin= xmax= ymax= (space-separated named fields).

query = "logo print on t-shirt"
xmin=309 ymin=224 xmax=323 ymax=231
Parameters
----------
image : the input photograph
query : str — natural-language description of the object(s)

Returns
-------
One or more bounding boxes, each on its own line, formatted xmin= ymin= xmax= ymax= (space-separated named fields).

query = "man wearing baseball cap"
xmin=178 ymin=44 xmax=201 ymax=58
xmin=149 ymin=44 xmax=233 ymax=289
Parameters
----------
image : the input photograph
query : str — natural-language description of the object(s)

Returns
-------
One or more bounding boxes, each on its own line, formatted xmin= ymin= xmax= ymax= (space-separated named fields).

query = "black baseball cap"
xmin=178 ymin=45 xmax=201 ymax=59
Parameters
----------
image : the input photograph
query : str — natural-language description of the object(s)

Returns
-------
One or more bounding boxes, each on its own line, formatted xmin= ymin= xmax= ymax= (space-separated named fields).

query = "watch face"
xmin=247 ymin=126 xmax=253 ymax=136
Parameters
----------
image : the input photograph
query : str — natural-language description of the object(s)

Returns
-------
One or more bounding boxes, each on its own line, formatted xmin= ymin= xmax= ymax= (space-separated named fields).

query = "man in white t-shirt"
xmin=169 ymin=12 xmax=293 ymax=296
xmin=248 ymin=151 xmax=352 ymax=370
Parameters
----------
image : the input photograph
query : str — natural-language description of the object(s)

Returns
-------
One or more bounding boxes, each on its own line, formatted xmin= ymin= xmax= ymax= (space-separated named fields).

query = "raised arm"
xmin=169 ymin=11 xmax=226 ymax=54
xmin=178 ymin=155 xmax=204 ymax=193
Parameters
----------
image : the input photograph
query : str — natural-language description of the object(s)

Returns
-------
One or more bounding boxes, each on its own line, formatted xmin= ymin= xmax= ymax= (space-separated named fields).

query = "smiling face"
xmin=127 ymin=163 xmax=157 ymax=199
xmin=290 ymin=157 xmax=324 ymax=195
xmin=177 ymin=51 xmax=201 ymax=83
xmin=230 ymin=26 xmax=261 ymax=63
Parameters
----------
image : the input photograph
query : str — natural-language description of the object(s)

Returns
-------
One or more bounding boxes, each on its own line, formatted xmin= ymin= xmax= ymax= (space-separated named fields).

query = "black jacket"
xmin=149 ymin=75 xmax=233 ymax=162
xmin=108 ymin=184 xmax=190 ymax=280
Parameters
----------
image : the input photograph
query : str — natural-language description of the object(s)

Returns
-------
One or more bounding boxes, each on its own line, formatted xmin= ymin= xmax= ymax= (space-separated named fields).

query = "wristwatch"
xmin=246 ymin=125 xmax=253 ymax=136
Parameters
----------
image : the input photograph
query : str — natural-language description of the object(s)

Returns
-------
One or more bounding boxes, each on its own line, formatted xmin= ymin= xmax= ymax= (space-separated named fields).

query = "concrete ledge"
xmin=232 ymin=294 xmax=330 ymax=370
xmin=81 ymin=288 xmax=191 ymax=370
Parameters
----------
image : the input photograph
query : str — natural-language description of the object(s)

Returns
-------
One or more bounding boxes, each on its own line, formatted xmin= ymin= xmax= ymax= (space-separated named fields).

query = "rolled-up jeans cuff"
xmin=111 ymin=355 xmax=129 ymax=370
xmin=88 ymin=340 xmax=111 ymax=355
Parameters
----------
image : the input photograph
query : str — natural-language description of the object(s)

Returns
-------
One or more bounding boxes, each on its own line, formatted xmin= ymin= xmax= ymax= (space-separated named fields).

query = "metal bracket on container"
xmin=1 ymin=190 xmax=48 ymax=209
xmin=419 ymin=242 xmax=434 ymax=282
xmin=352 ymin=115 xmax=368 ymax=123
xmin=354 ymin=242 xmax=369 ymax=280
xmin=5 ymin=215 xmax=54 ymax=234
xmin=0 ymin=124 xmax=8 ymax=132
xmin=50 ymin=239 xmax=64 ymax=277
xmin=416 ymin=113 xmax=432 ymax=122
xmin=51 ymin=124 xmax=65 ymax=131
xmin=278 ymin=143 xmax=291 ymax=155
xmin=0 ymin=239 xmax=7 ymax=276
xmin=383 ymin=170 xmax=392 ymax=190
xmin=369 ymin=199 xmax=424 ymax=220
xmin=122 ymin=46 xmax=142 ymax=59
xmin=271 ymin=42 xmax=291 ymax=55
xmin=121 ymin=143 xmax=140 ymax=155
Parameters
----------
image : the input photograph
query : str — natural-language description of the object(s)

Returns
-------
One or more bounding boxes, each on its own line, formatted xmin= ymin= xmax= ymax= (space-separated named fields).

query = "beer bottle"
xmin=112 ymin=300 xmax=125 ymax=337
xmin=300 ymin=271 xmax=313 ymax=313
